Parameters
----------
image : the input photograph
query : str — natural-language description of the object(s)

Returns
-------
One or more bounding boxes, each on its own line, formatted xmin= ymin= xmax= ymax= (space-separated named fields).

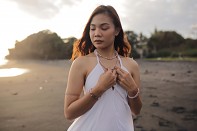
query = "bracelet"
xmin=127 ymin=88 xmax=140 ymax=99
xmin=89 ymin=89 xmax=99 ymax=100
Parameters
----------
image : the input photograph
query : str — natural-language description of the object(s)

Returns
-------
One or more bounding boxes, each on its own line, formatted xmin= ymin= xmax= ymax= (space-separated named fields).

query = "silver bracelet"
xmin=127 ymin=88 xmax=140 ymax=99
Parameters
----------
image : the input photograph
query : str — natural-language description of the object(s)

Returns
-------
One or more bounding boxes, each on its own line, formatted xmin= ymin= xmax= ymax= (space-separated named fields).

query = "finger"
xmin=118 ymin=67 xmax=126 ymax=74
xmin=117 ymin=74 xmax=121 ymax=80
xmin=117 ymin=73 xmax=124 ymax=82
xmin=112 ymin=69 xmax=116 ymax=76
xmin=117 ymin=79 xmax=127 ymax=88
xmin=103 ymin=67 xmax=108 ymax=72
xmin=117 ymin=79 xmax=122 ymax=85
xmin=106 ymin=68 xmax=111 ymax=73
xmin=114 ymin=66 xmax=119 ymax=70
xmin=116 ymin=68 xmax=124 ymax=77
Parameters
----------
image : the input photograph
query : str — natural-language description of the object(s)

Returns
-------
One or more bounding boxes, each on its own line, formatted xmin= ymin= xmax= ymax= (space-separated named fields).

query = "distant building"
xmin=136 ymin=41 xmax=148 ymax=58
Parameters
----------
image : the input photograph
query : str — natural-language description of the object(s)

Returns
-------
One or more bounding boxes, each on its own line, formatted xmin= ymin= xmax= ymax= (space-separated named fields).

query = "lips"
xmin=94 ymin=40 xmax=103 ymax=43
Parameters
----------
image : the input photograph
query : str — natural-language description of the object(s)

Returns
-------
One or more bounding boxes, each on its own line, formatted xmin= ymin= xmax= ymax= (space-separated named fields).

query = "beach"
xmin=0 ymin=59 xmax=196 ymax=131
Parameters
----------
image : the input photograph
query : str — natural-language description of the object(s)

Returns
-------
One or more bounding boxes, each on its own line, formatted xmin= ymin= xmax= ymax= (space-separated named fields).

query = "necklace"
xmin=97 ymin=50 xmax=118 ymax=60
xmin=95 ymin=50 xmax=120 ymax=90
xmin=99 ymin=59 xmax=118 ymax=90
xmin=99 ymin=58 xmax=119 ymax=71
xmin=95 ymin=49 xmax=120 ymax=70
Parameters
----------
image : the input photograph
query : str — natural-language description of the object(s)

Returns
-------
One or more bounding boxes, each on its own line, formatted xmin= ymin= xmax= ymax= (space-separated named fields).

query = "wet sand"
xmin=0 ymin=59 xmax=196 ymax=131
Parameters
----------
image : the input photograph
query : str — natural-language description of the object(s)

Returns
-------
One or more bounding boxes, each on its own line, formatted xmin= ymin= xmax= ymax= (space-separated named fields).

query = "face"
xmin=89 ymin=13 xmax=119 ymax=49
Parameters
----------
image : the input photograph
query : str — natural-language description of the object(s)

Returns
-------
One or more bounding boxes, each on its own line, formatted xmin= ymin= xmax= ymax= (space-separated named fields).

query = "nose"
xmin=94 ymin=28 xmax=101 ymax=37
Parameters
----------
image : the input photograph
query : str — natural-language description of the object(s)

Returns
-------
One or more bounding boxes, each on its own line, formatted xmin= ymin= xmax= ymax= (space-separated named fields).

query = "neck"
xmin=96 ymin=48 xmax=116 ymax=58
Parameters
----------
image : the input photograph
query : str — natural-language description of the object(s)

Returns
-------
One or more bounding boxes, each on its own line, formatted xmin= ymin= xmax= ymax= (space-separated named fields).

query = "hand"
xmin=96 ymin=68 xmax=117 ymax=91
xmin=115 ymin=66 xmax=137 ymax=92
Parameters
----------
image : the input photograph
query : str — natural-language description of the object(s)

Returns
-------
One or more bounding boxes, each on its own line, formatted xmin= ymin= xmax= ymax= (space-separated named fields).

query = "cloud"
xmin=121 ymin=0 xmax=197 ymax=37
xmin=5 ymin=0 xmax=197 ymax=37
xmin=8 ymin=0 xmax=82 ymax=19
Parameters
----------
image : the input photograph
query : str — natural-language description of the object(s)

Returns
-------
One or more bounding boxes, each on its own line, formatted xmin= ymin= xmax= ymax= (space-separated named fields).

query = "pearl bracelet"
xmin=127 ymin=88 xmax=140 ymax=99
xmin=89 ymin=89 xmax=99 ymax=100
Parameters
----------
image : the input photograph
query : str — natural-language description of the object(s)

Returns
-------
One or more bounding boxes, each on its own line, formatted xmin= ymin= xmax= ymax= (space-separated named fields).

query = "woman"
xmin=64 ymin=5 xmax=142 ymax=131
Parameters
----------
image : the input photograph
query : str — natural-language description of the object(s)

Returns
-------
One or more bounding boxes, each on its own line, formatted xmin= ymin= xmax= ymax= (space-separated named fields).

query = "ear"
xmin=115 ymin=27 xmax=120 ymax=36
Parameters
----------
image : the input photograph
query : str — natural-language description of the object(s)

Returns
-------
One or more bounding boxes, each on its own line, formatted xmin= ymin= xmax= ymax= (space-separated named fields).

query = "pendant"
xmin=112 ymin=86 xmax=114 ymax=90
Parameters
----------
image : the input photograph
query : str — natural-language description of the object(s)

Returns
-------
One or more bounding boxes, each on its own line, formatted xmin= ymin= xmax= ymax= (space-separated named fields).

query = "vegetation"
xmin=147 ymin=29 xmax=197 ymax=58
xmin=125 ymin=31 xmax=140 ymax=58
xmin=5 ymin=29 xmax=197 ymax=60
xmin=6 ymin=30 xmax=76 ymax=60
xmin=145 ymin=57 xmax=197 ymax=62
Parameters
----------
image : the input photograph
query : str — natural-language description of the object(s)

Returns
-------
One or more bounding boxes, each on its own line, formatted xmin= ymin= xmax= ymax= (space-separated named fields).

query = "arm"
xmin=64 ymin=57 xmax=117 ymax=120
xmin=127 ymin=60 xmax=142 ymax=115
xmin=64 ymin=57 xmax=99 ymax=120
xmin=115 ymin=59 xmax=142 ymax=116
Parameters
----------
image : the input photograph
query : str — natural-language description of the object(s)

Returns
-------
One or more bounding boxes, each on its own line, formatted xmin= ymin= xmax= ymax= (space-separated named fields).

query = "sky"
xmin=0 ymin=0 xmax=197 ymax=59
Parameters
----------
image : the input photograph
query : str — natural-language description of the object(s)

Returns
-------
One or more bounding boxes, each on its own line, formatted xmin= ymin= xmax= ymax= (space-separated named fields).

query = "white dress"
xmin=67 ymin=51 xmax=134 ymax=131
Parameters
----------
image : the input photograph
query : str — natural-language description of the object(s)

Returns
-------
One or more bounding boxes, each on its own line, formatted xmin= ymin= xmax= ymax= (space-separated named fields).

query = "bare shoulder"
xmin=121 ymin=56 xmax=139 ymax=67
xmin=127 ymin=57 xmax=139 ymax=68
xmin=121 ymin=57 xmax=140 ymax=74
xmin=70 ymin=53 xmax=96 ymax=72
xmin=72 ymin=52 xmax=94 ymax=64
xmin=72 ymin=56 xmax=87 ymax=67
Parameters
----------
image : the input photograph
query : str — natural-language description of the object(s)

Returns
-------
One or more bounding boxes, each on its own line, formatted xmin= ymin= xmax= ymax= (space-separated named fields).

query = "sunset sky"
xmin=0 ymin=0 xmax=196 ymax=59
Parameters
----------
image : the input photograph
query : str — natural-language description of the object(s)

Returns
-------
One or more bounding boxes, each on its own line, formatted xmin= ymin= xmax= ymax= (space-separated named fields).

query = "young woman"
xmin=64 ymin=5 xmax=142 ymax=131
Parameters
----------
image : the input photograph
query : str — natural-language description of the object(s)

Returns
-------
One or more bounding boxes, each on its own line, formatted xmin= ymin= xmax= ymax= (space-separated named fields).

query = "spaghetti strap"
xmin=94 ymin=50 xmax=100 ymax=64
xmin=117 ymin=55 xmax=123 ymax=68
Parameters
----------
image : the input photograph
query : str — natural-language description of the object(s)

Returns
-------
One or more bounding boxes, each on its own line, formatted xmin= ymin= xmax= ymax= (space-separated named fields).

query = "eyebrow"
xmin=90 ymin=23 xmax=110 ymax=27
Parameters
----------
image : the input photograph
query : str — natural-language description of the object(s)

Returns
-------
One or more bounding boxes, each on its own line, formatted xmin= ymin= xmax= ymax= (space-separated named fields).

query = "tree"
xmin=147 ymin=30 xmax=185 ymax=58
xmin=63 ymin=37 xmax=77 ymax=59
xmin=125 ymin=31 xmax=140 ymax=58
xmin=147 ymin=30 xmax=185 ymax=51
xmin=6 ymin=30 xmax=69 ymax=60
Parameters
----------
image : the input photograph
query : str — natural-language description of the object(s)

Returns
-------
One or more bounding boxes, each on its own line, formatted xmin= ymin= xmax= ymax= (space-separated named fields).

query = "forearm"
xmin=128 ymin=95 xmax=142 ymax=115
xmin=127 ymin=88 xmax=142 ymax=115
xmin=65 ymin=87 xmax=103 ymax=120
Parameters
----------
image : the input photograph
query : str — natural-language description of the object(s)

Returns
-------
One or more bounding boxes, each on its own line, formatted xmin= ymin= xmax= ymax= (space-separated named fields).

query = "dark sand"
xmin=0 ymin=59 xmax=196 ymax=131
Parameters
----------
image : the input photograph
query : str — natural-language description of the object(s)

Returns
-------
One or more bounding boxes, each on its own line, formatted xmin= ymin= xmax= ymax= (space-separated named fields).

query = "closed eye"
xmin=101 ymin=27 xmax=109 ymax=30
xmin=90 ymin=28 xmax=95 ymax=31
xmin=101 ymin=24 xmax=110 ymax=30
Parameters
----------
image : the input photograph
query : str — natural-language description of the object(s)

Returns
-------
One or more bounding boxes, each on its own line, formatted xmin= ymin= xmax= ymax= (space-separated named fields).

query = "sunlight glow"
xmin=0 ymin=59 xmax=8 ymax=66
xmin=0 ymin=68 xmax=29 ymax=77
xmin=0 ymin=0 xmax=125 ymax=60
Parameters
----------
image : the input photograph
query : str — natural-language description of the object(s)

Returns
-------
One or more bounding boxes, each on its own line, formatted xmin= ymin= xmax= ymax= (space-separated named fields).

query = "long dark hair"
xmin=71 ymin=5 xmax=131 ymax=60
